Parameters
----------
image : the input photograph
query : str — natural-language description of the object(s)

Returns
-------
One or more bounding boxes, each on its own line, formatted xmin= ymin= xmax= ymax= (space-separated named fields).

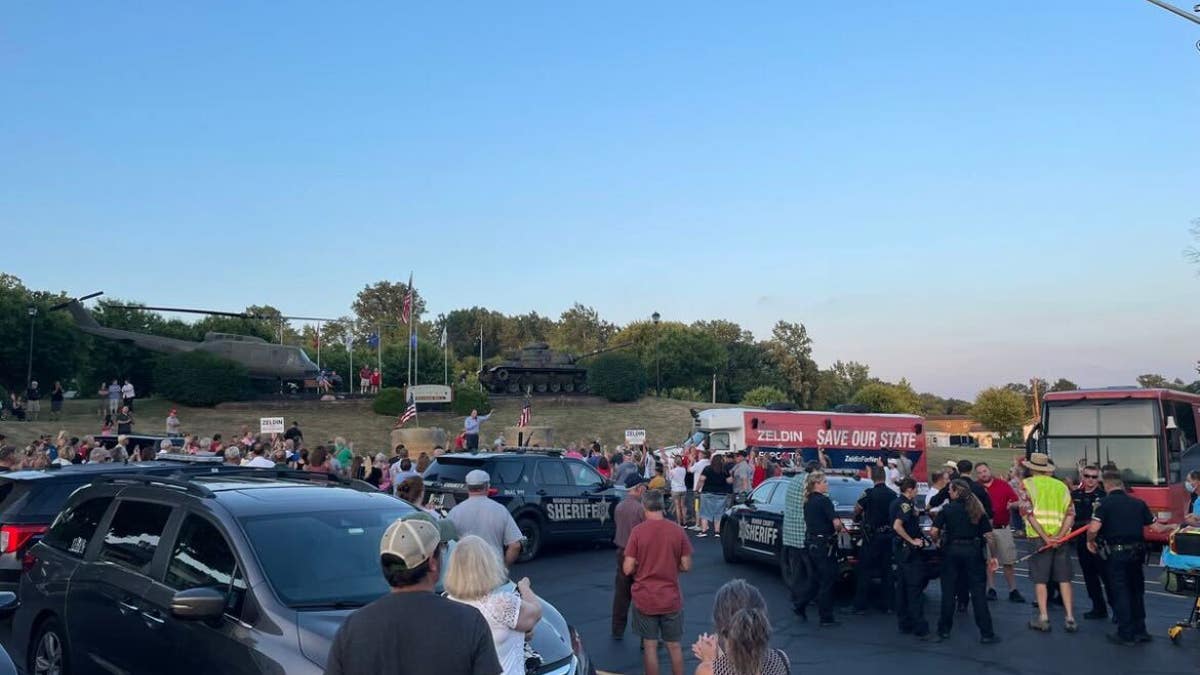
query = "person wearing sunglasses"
xmin=1072 ymin=465 xmax=1112 ymax=620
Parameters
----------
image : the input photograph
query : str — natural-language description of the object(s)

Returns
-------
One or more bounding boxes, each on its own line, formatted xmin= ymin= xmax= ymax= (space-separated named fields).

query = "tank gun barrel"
xmin=569 ymin=342 xmax=631 ymax=363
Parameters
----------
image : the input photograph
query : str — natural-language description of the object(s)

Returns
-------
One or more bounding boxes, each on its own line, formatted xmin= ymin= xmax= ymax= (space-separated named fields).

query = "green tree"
xmin=851 ymin=381 xmax=922 ymax=414
xmin=741 ymin=386 xmax=789 ymax=407
xmin=0 ymin=277 xmax=86 ymax=392
xmin=1048 ymin=378 xmax=1078 ymax=392
xmin=351 ymin=280 xmax=425 ymax=344
xmin=1136 ymin=373 xmax=1187 ymax=390
xmin=813 ymin=360 xmax=874 ymax=409
xmin=552 ymin=303 xmax=616 ymax=354
xmin=154 ymin=351 xmax=251 ymax=406
xmin=972 ymin=387 xmax=1028 ymax=436
xmin=587 ymin=351 xmax=646 ymax=402
xmin=765 ymin=321 xmax=820 ymax=408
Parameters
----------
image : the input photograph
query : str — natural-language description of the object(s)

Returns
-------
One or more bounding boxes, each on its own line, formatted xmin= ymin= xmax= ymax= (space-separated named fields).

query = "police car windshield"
xmin=424 ymin=459 xmax=489 ymax=483
xmin=827 ymin=481 xmax=869 ymax=510
xmin=240 ymin=504 xmax=414 ymax=608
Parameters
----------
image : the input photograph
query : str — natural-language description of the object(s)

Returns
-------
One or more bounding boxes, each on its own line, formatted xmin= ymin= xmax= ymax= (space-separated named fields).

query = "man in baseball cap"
xmin=448 ymin=468 xmax=525 ymax=566
xmin=325 ymin=517 xmax=502 ymax=675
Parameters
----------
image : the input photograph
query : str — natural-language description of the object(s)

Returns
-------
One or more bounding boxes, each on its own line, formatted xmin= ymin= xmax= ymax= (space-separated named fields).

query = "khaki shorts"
xmin=989 ymin=527 xmax=1017 ymax=565
xmin=1029 ymin=546 xmax=1073 ymax=584
xmin=633 ymin=609 xmax=683 ymax=642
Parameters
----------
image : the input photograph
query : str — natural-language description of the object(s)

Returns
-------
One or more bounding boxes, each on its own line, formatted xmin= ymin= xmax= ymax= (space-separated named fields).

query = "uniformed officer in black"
xmin=853 ymin=465 xmax=896 ymax=613
xmin=931 ymin=479 xmax=999 ymax=643
xmin=794 ymin=471 xmax=844 ymax=627
xmin=1087 ymin=472 xmax=1172 ymax=646
xmin=928 ymin=460 xmax=994 ymax=612
xmin=891 ymin=477 xmax=931 ymax=639
xmin=1072 ymin=464 xmax=1112 ymax=619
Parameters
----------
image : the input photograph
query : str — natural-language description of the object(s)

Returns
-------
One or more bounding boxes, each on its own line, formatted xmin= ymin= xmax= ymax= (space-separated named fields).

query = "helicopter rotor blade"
xmin=49 ymin=290 xmax=105 ymax=312
xmin=108 ymin=305 xmax=252 ymax=319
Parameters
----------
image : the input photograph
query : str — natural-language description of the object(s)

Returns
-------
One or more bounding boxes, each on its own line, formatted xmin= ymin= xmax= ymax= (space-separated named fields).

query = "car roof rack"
xmin=154 ymin=453 xmax=225 ymax=464
xmin=93 ymin=474 xmax=216 ymax=498
xmin=503 ymin=447 xmax=564 ymax=457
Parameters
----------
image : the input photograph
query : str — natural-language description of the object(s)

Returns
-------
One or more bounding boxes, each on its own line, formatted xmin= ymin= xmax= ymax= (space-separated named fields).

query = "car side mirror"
xmin=171 ymin=587 xmax=227 ymax=621
xmin=733 ymin=492 xmax=750 ymax=505
xmin=0 ymin=591 xmax=17 ymax=617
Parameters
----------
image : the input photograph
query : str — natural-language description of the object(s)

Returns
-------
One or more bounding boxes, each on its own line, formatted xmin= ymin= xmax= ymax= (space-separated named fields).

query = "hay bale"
xmin=390 ymin=427 xmax=449 ymax=455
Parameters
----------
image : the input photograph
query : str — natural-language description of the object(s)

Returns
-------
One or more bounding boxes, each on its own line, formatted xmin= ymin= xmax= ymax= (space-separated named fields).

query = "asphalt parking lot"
xmin=523 ymin=535 xmax=1200 ymax=675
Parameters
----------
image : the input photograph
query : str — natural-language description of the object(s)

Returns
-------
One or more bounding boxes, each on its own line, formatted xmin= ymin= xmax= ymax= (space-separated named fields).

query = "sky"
xmin=4 ymin=2 xmax=1199 ymax=399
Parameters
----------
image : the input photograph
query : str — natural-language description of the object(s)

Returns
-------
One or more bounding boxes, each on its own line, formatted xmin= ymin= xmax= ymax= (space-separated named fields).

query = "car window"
xmin=98 ymin=501 xmax=173 ymax=574
xmin=568 ymin=462 xmax=604 ymax=488
xmin=495 ymin=461 xmax=524 ymax=485
xmin=828 ymin=482 xmax=869 ymax=510
xmin=769 ymin=482 xmax=789 ymax=507
xmin=423 ymin=460 xmax=487 ymax=483
xmin=165 ymin=515 xmax=247 ymax=617
xmin=750 ymin=483 xmax=775 ymax=504
xmin=537 ymin=461 xmax=570 ymax=486
xmin=42 ymin=497 xmax=114 ymax=556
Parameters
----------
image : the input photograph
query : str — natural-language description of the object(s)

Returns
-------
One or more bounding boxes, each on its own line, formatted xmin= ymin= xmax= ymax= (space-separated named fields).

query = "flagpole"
xmin=479 ymin=324 xmax=484 ymax=393
xmin=316 ymin=321 xmax=321 ymax=370
xmin=348 ymin=333 xmax=353 ymax=394
xmin=376 ymin=324 xmax=382 ymax=375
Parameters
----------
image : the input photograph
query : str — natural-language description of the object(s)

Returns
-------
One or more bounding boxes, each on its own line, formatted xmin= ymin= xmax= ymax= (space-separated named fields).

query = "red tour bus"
xmin=1031 ymin=387 xmax=1200 ymax=542
xmin=691 ymin=408 xmax=928 ymax=484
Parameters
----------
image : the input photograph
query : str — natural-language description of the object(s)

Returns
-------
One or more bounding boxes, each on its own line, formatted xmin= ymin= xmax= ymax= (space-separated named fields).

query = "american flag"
xmin=401 ymin=272 xmax=413 ymax=324
xmin=518 ymin=401 xmax=531 ymax=428
xmin=394 ymin=400 xmax=417 ymax=429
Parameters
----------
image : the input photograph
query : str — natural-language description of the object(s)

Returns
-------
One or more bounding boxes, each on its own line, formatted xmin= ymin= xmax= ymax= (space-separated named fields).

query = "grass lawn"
xmin=2 ymin=397 xmax=1022 ymax=474
xmin=0 ymin=395 xmax=729 ymax=453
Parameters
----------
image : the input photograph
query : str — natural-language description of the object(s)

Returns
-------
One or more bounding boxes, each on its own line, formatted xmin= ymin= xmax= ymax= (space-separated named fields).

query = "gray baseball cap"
xmin=465 ymin=469 xmax=490 ymax=486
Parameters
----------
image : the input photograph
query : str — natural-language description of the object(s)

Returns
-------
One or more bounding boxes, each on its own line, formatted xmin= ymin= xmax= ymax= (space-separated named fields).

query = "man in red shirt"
xmin=623 ymin=490 xmax=693 ymax=675
xmin=976 ymin=462 xmax=1026 ymax=603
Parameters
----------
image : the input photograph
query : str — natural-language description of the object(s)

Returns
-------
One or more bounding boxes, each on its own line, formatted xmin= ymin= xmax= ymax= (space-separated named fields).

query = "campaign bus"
xmin=1033 ymin=387 xmax=1200 ymax=542
xmin=691 ymin=407 xmax=928 ymax=484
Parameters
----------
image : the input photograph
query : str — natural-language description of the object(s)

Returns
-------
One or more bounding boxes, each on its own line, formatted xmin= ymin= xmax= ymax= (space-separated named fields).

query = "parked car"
xmin=11 ymin=470 xmax=593 ymax=675
xmin=423 ymin=449 xmax=623 ymax=562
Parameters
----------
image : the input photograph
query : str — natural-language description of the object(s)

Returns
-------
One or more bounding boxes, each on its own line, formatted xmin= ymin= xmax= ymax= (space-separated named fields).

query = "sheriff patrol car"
xmin=422 ymin=449 xmax=623 ymax=562
xmin=720 ymin=475 xmax=869 ymax=579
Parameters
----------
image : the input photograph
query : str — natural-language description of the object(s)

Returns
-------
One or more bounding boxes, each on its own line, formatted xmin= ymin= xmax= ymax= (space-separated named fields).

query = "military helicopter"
xmin=53 ymin=292 xmax=322 ymax=380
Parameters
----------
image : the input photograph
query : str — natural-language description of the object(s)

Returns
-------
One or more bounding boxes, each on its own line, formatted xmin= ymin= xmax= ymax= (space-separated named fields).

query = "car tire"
xmin=517 ymin=516 xmax=543 ymax=563
xmin=721 ymin=518 xmax=740 ymax=563
xmin=30 ymin=616 xmax=70 ymax=675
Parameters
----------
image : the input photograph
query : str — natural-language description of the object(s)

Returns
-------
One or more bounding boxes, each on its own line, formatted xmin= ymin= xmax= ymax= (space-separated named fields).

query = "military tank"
xmin=479 ymin=342 xmax=627 ymax=394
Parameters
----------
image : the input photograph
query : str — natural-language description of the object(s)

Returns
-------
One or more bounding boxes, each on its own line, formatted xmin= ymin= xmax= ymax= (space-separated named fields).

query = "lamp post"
xmin=26 ymin=306 xmax=37 ymax=388
xmin=651 ymin=311 xmax=661 ymax=396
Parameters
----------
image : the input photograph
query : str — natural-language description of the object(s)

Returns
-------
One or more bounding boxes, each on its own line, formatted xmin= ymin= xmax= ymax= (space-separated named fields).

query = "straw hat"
xmin=1022 ymin=452 xmax=1056 ymax=474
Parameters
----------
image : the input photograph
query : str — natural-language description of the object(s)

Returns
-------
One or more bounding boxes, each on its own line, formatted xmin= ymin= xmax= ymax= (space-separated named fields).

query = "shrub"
xmin=741 ymin=386 xmax=789 ymax=408
xmin=588 ymin=352 xmax=647 ymax=402
xmin=667 ymin=386 xmax=704 ymax=402
xmin=153 ymin=351 xmax=251 ymax=407
xmin=452 ymin=386 xmax=490 ymax=416
xmin=373 ymin=387 xmax=407 ymax=416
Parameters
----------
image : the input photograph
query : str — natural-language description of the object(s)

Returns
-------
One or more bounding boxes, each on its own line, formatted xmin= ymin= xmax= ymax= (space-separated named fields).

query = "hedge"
xmin=587 ymin=352 xmax=647 ymax=402
xmin=153 ymin=351 xmax=251 ymax=407
xmin=372 ymin=387 xmax=407 ymax=416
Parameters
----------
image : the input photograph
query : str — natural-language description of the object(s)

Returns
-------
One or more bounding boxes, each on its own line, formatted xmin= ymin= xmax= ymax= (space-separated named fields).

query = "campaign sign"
xmin=624 ymin=429 xmax=647 ymax=445
xmin=260 ymin=417 xmax=285 ymax=434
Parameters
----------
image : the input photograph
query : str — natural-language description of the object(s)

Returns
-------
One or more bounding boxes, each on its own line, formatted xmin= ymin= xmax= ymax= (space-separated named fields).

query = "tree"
xmin=1136 ymin=373 xmax=1188 ymax=390
xmin=851 ymin=382 xmax=922 ymax=414
xmin=154 ymin=351 xmax=251 ymax=406
xmin=0 ymin=277 xmax=86 ymax=393
xmin=587 ymin=352 xmax=646 ymax=402
xmin=1048 ymin=378 xmax=1078 ymax=392
xmin=552 ymin=303 xmax=616 ymax=354
xmin=351 ymin=280 xmax=425 ymax=344
xmin=741 ymin=386 xmax=789 ymax=408
xmin=765 ymin=321 xmax=820 ymax=408
xmin=972 ymin=387 xmax=1028 ymax=437
xmin=813 ymin=360 xmax=874 ymax=409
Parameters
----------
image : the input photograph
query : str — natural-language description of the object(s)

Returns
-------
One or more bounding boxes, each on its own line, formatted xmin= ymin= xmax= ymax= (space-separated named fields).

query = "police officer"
xmin=853 ymin=465 xmax=896 ymax=614
xmin=1072 ymin=464 xmax=1112 ymax=619
xmin=891 ymin=477 xmax=931 ymax=639
xmin=1087 ymin=472 xmax=1172 ymax=646
xmin=930 ymin=479 xmax=999 ymax=644
xmin=794 ymin=471 xmax=844 ymax=627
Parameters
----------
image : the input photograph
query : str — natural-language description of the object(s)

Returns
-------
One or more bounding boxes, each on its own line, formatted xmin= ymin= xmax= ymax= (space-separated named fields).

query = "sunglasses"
xmin=1083 ymin=473 xmax=1099 ymax=479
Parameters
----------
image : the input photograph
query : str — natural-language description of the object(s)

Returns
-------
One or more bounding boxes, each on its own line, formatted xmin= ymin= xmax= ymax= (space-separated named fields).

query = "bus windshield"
xmin=1043 ymin=400 xmax=1163 ymax=485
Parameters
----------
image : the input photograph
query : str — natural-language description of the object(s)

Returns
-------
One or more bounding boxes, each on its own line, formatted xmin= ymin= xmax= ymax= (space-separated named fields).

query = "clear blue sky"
xmin=5 ymin=2 xmax=1198 ymax=398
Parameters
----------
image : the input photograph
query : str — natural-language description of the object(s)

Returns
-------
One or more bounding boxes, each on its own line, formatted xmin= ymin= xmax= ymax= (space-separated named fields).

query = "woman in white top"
xmin=668 ymin=458 xmax=688 ymax=525
xmin=445 ymin=536 xmax=543 ymax=675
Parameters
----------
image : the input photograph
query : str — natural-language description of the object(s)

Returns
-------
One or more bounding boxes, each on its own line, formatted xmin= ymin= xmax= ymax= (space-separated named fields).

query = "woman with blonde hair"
xmin=692 ymin=579 xmax=789 ymax=675
xmin=446 ymin=535 xmax=543 ymax=675
xmin=793 ymin=471 xmax=844 ymax=626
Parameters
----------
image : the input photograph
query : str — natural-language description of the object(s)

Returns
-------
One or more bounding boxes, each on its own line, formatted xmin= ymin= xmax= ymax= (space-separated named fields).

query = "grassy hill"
xmin=0 ymin=396 xmax=1020 ymax=470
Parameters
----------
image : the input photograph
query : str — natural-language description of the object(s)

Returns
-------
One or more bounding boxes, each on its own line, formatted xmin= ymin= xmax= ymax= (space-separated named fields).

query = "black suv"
xmin=11 ymin=470 xmax=593 ymax=675
xmin=0 ymin=460 xmax=231 ymax=593
xmin=423 ymin=450 xmax=624 ymax=562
